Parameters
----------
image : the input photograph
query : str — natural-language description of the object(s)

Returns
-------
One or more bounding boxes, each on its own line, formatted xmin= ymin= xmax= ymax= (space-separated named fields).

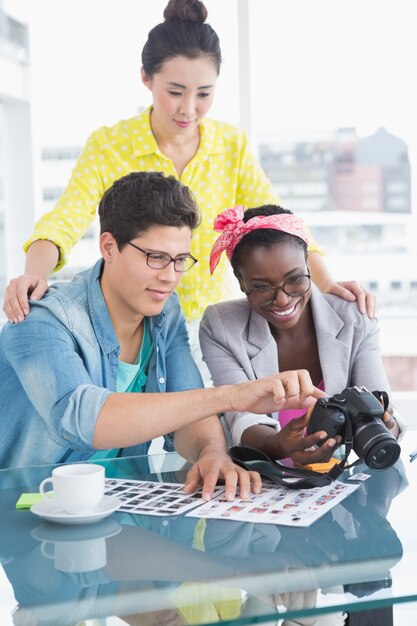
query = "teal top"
xmin=116 ymin=318 xmax=153 ymax=393
xmin=91 ymin=318 xmax=153 ymax=461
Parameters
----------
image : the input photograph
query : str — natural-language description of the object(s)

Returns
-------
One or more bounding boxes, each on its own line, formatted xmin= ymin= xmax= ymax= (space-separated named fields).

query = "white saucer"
xmin=30 ymin=495 xmax=122 ymax=525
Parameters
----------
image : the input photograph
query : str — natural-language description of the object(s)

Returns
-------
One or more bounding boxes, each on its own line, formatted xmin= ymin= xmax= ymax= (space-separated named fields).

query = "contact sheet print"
xmin=104 ymin=478 xmax=224 ymax=516
xmin=187 ymin=480 xmax=359 ymax=526
xmin=105 ymin=477 xmax=358 ymax=526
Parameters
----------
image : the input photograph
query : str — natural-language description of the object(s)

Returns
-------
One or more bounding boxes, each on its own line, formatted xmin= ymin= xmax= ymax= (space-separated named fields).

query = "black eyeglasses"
xmin=245 ymin=272 xmax=311 ymax=306
xmin=126 ymin=241 xmax=198 ymax=273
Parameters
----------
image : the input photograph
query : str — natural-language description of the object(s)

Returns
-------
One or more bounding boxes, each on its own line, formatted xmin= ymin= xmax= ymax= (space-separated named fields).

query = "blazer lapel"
xmin=310 ymin=287 xmax=351 ymax=394
xmin=247 ymin=309 xmax=279 ymax=379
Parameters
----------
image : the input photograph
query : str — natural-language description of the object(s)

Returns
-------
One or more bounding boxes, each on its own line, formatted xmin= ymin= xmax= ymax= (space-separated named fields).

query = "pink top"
xmin=278 ymin=380 xmax=325 ymax=428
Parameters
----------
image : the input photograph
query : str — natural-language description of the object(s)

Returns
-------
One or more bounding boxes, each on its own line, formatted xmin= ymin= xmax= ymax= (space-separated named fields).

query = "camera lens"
xmin=366 ymin=440 xmax=400 ymax=470
xmin=354 ymin=422 xmax=401 ymax=470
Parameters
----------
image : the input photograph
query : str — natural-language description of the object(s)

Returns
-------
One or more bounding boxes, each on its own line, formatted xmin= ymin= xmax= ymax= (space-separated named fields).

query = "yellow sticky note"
xmin=15 ymin=493 xmax=43 ymax=509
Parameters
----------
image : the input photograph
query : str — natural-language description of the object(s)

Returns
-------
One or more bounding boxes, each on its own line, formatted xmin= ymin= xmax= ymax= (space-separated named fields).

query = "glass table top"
xmin=0 ymin=431 xmax=416 ymax=626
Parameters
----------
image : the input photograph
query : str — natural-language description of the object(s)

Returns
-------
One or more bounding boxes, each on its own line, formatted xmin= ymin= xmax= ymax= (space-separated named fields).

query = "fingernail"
xmin=240 ymin=490 xmax=249 ymax=500
xmin=319 ymin=432 xmax=327 ymax=439
xmin=226 ymin=491 xmax=234 ymax=501
xmin=202 ymin=492 xmax=211 ymax=501
xmin=16 ymin=316 xmax=23 ymax=322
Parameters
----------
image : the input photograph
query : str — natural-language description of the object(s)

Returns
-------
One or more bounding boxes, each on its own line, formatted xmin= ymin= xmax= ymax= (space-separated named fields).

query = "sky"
xmin=4 ymin=0 xmax=416 ymax=205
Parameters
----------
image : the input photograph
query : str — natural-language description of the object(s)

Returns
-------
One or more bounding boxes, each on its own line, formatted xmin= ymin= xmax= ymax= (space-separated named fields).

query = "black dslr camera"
xmin=307 ymin=386 xmax=400 ymax=470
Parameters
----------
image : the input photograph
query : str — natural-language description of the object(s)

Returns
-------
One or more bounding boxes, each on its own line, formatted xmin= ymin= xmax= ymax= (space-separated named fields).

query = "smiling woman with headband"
xmin=200 ymin=204 xmax=404 ymax=464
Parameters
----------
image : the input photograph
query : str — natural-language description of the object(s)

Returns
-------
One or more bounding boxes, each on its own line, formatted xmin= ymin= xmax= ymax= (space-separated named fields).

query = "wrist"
xmin=315 ymin=277 xmax=333 ymax=294
xmin=207 ymin=383 xmax=236 ymax=414
xmin=242 ymin=425 xmax=285 ymax=458
xmin=23 ymin=271 xmax=48 ymax=282
xmin=198 ymin=441 xmax=228 ymax=459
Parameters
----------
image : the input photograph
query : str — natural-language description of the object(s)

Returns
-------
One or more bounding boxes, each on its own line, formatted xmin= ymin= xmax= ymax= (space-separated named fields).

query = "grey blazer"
xmin=200 ymin=286 xmax=395 ymax=445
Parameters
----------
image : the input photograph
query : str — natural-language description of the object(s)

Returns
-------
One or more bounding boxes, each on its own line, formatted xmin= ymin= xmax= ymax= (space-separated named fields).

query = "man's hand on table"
xmin=183 ymin=449 xmax=262 ymax=502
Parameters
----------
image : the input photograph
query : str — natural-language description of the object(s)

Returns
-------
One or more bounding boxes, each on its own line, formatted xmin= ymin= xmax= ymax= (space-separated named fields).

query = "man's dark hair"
xmin=231 ymin=205 xmax=308 ymax=273
xmin=142 ymin=0 xmax=222 ymax=76
xmin=98 ymin=171 xmax=200 ymax=248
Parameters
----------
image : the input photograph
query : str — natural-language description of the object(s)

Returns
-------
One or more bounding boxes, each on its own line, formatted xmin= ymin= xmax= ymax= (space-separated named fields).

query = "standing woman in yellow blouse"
xmin=4 ymin=0 xmax=373 ymax=327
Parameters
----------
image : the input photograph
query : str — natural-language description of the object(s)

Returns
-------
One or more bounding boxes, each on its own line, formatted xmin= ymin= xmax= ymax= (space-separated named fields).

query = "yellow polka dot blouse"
xmin=23 ymin=107 xmax=321 ymax=320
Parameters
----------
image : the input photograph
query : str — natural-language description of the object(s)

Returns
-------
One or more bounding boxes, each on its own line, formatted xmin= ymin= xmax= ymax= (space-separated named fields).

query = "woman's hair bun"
xmin=163 ymin=0 xmax=208 ymax=23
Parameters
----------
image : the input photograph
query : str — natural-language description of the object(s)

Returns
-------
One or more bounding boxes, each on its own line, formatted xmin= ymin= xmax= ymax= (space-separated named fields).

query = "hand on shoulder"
xmin=323 ymin=280 xmax=376 ymax=319
xmin=3 ymin=275 xmax=48 ymax=323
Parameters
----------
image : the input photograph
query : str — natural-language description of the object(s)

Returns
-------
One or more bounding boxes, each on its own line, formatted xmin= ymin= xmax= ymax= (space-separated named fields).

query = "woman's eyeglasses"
xmin=245 ymin=273 xmax=311 ymax=306
xmin=127 ymin=242 xmax=198 ymax=273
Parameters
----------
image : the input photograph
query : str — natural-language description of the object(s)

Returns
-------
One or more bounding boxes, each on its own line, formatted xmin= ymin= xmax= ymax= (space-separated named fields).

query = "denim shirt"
xmin=0 ymin=260 xmax=204 ymax=468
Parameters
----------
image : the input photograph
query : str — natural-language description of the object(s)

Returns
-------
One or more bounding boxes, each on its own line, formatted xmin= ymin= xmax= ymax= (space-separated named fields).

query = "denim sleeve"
xmin=1 ymin=314 xmax=111 ymax=451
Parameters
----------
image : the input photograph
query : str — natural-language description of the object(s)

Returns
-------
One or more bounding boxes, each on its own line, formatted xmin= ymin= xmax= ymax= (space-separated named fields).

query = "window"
xmin=42 ymin=147 xmax=82 ymax=161
xmin=390 ymin=281 xmax=402 ymax=291
xmin=43 ymin=187 xmax=63 ymax=201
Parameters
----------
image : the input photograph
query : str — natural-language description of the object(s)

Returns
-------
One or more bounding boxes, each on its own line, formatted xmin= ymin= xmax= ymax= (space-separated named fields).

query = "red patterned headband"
xmin=209 ymin=205 xmax=310 ymax=274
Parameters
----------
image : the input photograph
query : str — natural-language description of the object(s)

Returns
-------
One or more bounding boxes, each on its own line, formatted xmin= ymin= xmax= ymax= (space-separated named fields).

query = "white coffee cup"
xmin=41 ymin=536 xmax=107 ymax=572
xmin=39 ymin=463 xmax=105 ymax=515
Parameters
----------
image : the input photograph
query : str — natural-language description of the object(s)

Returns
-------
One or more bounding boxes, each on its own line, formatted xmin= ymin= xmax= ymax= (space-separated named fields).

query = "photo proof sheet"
xmin=187 ymin=480 xmax=359 ymax=527
xmin=104 ymin=478 xmax=224 ymax=516
xmin=105 ymin=477 xmax=358 ymax=526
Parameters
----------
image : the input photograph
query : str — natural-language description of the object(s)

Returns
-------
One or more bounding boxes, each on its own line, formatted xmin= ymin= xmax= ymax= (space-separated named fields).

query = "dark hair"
xmin=141 ymin=0 xmax=222 ymax=76
xmin=231 ymin=205 xmax=308 ymax=273
xmin=98 ymin=171 xmax=200 ymax=248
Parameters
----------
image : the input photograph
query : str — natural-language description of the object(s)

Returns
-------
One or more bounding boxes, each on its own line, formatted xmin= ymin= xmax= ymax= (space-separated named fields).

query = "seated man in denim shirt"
xmin=0 ymin=172 xmax=324 ymax=499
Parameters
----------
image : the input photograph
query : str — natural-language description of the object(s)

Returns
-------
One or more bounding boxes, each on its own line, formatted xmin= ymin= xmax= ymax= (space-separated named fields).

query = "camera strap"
xmin=327 ymin=406 xmax=353 ymax=480
xmin=371 ymin=389 xmax=389 ymax=411
xmin=229 ymin=445 xmax=340 ymax=489
xmin=229 ymin=408 xmax=355 ymax=488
